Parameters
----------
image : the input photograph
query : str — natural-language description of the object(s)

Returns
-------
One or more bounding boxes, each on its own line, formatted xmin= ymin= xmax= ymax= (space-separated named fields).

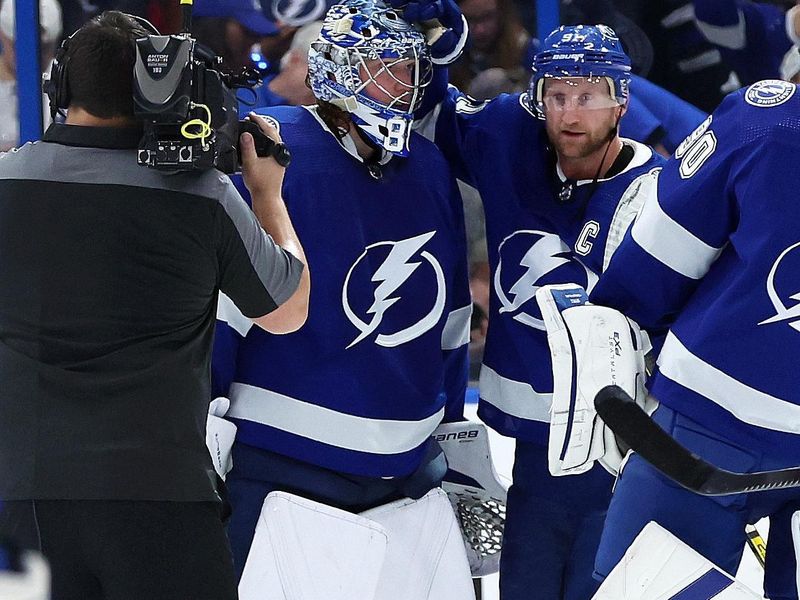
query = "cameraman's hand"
xmin=240 ymin=113 xmax=285 ymax=199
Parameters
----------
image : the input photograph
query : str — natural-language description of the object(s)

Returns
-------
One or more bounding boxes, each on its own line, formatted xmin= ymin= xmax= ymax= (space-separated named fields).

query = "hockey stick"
xmin=594 ymin=385 xmax=800 ymax=496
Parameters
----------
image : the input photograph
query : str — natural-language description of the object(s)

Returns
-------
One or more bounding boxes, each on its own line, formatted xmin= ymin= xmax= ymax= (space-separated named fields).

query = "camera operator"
xmin=0 ymin=10 xmax=309 ymax=600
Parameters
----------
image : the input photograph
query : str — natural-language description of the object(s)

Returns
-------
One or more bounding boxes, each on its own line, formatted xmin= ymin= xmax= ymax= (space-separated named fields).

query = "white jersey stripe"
xmin=657 ymin=332 xmax=800 ymax=434
xmin=631 ymin=184 xmax=724 ymax=279
xmin=441 ymin=304 xmax=472 ymax=350
xmin=479 ymin=364 xmax=552 ymax=422
xmin=227 ymin=383 xmax=445 ymax=454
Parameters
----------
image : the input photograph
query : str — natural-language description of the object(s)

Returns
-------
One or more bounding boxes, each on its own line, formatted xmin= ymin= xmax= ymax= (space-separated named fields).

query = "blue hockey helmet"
xmin=527 ymin=24 xmax=632 ymax=119
xmin=307 ymin=0 xmax=433 ymax=156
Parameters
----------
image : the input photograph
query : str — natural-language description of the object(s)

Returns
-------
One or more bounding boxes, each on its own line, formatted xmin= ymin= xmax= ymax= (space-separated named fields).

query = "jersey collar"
xmin=555 ymin=138 xmax=653 ymax=186
xmin=303 ymin=105 xmax=392 ymax=166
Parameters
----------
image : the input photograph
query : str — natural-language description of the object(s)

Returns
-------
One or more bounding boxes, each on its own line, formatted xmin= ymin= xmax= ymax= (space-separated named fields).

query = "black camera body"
xmin=133 ymin=35 xmax=243 ymax=173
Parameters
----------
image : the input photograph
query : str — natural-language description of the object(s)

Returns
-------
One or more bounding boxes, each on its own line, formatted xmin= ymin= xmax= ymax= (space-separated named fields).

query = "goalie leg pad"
xmin=238 ymin=491 xmax=389 ymax=600
xmin=361 ymin=488 xmax=476 ymax=600
xmin=593 ymin=521 xmax=762 ymax=599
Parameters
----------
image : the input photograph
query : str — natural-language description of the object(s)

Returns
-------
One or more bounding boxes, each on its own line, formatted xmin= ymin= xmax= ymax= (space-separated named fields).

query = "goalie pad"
xmin=536 ymin=284 xmax=652 ymax=476
xmin=238 ymin=492 xmax=389 ymax=600
xmin=206 ymin=397 xmax=237 ymax=479
xmin=0 ymin=546 xmax=50 ymax=600
xmin=593 ymin=521 xmax=762 ymax=599
xmin=433 ymin=421 xmax=508 ymax=576
xmin=361 ymin=488 xmax=475 ymax=600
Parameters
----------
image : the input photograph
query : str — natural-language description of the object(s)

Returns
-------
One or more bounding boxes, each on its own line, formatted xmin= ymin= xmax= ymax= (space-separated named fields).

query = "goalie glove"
xmin=206 ymin=397 xmax=237 ymax=480
xmin=433 ymin=421 xmax=508 ymax=577
xmin=388 ymin=0 xmax=469 ymax=65
xmin=535 ymin=284 xmax=654 ymax=477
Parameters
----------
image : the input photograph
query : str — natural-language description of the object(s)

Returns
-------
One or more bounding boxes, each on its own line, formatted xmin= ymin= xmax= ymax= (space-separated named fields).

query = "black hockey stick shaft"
xmin=594 ymin=385 xmax=800 ymax=496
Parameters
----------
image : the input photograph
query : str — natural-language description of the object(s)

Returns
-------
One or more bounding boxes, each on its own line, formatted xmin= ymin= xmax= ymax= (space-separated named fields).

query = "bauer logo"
xmin=745 ymin=80 xmax=796 ymax=108
xmin=432 ymin=429 xmax=480 ymax=442
xmin=494 ymin=230 xmax=598 ymax=330
xmin=342 ymin=231 xmax=446 ymax=348
xmin=758 ymin=241 xmax=800 ymax=333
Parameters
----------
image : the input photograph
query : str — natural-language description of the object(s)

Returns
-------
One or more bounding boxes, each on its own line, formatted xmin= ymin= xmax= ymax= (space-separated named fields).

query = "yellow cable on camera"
xmin=180 ymin=103 xmax=212 ymax=144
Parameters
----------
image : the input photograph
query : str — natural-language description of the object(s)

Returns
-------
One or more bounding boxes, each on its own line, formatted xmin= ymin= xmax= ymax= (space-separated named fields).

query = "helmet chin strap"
xmin=571 ymin=110 xmax=623 ymax=221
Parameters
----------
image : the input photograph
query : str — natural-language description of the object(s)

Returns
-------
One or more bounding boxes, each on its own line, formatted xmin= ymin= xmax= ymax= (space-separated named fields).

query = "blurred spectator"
xmin=0 ymin=0 xmax=62 ymax=151
xmin=466 ymin=66 xmax=524 ymax=100
xmin=449 ymin=0 xmax=531 ymax=91
xmin=561 ymin=0 xmax=654 ymax=76
xmin=238 ymin=20 xmax=322 ymax=115
xmin=59 ymin=1 xmax=149 ymax=40
xmin=192 ymin=0 xmax=278 ymax=70
xmin=694 ymin=0 xmax=792 ymax=85
xmin=613 ymin=0 xmax=740 ymax=113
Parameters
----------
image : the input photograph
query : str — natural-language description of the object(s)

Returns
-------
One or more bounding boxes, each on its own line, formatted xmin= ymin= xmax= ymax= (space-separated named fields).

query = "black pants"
xmin=0 ymin=499 xmax=238 ymax=600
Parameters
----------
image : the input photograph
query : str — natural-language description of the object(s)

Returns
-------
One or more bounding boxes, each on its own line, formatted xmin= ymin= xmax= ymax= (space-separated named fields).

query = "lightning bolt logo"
xmin=498 ymin=235 xmax=571 ymax=314
xmin=343 ymin=232 xmax=446 ymax=348
xmin=759 ymin=241 xmax=800 ymax=332
xmin=495 ymin=230 xmax=598 ymax=330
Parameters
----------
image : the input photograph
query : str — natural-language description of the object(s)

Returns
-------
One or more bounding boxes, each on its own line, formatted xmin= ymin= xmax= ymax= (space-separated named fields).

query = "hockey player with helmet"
xmin=210 ymin=1 xmax=475 ymax=597
xmin=390 ymin=4 xmax=666 ymax=596
xmin=587 ymin=78 xmax=800 ymax=600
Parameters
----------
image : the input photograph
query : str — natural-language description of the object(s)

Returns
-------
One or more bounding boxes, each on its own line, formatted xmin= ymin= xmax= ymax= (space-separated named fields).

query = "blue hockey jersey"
xmin=425 ymin=88 xmax=666 ymax=444
xmin=592 ymin=80 xmax=800 ymax=454
xmin=213 ymin=105 xmax=471 ymax=478
xmin=694 ymin=0 xmax=792 ymax=85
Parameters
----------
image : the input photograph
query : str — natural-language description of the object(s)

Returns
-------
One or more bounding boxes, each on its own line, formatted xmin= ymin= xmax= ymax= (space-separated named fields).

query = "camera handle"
xmin=237 ymin=120 xmax=292 ymax=168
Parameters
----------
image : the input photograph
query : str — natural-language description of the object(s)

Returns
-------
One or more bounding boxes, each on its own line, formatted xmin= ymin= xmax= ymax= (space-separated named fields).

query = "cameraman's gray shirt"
xmin=0 ymin=123 xmax=303 ymax=501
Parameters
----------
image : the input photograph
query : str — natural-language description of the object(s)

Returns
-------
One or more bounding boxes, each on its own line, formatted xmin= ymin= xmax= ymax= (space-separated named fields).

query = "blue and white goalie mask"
xmin=528 ymin=24 xmax=631 ymax=120
xmin=308 ymin=0 xmax=433 ymax=156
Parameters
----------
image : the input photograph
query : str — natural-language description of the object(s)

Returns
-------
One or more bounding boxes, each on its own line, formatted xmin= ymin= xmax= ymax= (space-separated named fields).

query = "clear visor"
xmin=351 ymin=46 xmax=433 ymax=114
xmin=538 ymin=76 xmax=622 ymax=113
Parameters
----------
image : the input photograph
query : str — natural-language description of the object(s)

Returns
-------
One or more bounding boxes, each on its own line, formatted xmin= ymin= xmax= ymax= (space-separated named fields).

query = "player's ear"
xmin=617 ymin=103 xmax=627 ymax=120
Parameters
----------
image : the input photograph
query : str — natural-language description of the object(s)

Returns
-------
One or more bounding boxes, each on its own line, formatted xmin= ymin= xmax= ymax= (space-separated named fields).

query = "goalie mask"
xmin=308 ymin=0 xmax=433 ymax=156
xmin=527 ymin=24 xmax=631 ymax=120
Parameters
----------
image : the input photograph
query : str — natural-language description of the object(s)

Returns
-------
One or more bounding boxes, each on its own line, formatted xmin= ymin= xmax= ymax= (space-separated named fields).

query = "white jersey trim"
xmin=227 ymin=382 xmax=445 ymax=454
xmin=217 ymin=292 xmax=254 ymax=337
xmin=441 ymin=304 xmax=472 ymax=350
xmin=478 ymin=364 xmax=551 ymax=422
xmin=657 ymin=332 xmax=800 ymax=435
xmin=603 ymin=167 xmax=660 ymax=271
xmin=631 ymin=181 xmax=724 ymax=279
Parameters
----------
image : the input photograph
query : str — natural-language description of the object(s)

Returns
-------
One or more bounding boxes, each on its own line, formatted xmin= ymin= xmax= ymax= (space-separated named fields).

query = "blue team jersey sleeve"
xmin=440 ymin=176 xmax=471 ymax=422
xmin=591 ymin=87 xmax=761 ymax=329
xmin=621 ymin=94 xmax=663 ymax=147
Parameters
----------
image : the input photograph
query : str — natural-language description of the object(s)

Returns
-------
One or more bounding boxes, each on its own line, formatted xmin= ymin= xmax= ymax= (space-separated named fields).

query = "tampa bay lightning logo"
xmin=271 ymin=0 xmax=326 ymax=26
xmin=745 ymin=80 xmax=796 ymax=108
xmin=342 ymin=231 xmax=446 ymax=348
xmin=758 ymin=241 xmax=800 ymax=332
xmin=494 ymin=230 xmax=598 ymax=330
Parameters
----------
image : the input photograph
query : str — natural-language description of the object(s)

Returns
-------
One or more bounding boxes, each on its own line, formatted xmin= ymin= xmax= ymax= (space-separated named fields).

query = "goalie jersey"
xmin=591 ymin=80 xmax=800 ymax=453
xmin=426 ymin=87 xmax=665 ymax=444
xmin=213 ymin=105 xmax=471 ymax=478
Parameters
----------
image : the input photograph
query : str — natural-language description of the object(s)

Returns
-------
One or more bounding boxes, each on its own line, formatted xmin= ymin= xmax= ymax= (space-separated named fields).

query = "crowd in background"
xmin=2 ymin=0 xmax=800 ymax=380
